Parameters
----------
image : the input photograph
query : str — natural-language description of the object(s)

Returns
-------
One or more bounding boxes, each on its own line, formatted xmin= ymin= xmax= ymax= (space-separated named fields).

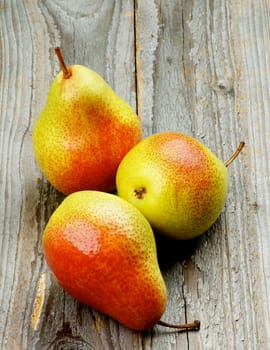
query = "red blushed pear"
xmin=32 ymin=48 xmax=142 ymax=194
xmin=42 ymin=191 xmax=200 ymax=332
xmin=116 ymin=132 xmax=244 ymax=240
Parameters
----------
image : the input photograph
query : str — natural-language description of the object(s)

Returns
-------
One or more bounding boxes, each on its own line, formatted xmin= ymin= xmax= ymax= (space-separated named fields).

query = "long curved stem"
xmin=224 ymin=141 xmax=245 ymax=167
xmin=157 ymin=319 xmax=200 ymax=331
xmin=55 ymin=47 xmax=72 ymax=79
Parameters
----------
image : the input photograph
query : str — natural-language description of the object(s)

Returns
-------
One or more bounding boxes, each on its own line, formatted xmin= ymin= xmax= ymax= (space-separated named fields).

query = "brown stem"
xmin=157 ymin=319 xmax=200 ymax=331
xmin=55 ymin=47 xmax=72 ymax=79
xmin=224 ymin=141 xmax=245 ymax=167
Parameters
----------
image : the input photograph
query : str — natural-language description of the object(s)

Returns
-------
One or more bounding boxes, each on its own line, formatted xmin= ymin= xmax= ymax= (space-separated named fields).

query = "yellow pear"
xmin=33 ymin=48 xmax=142 ymax=194
xmin=116 ymin=132 xmax=244 ymax=240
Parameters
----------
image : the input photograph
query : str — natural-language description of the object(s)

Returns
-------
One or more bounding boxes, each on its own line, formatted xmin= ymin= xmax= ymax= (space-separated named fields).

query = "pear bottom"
xmin=116 ymin=132 xmax=229 ymax=240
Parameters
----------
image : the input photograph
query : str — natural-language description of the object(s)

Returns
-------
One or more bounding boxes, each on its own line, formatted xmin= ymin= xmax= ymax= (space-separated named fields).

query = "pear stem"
xmin=55 ymin=47 xmax=72 ymax=79
xmin=224 ymin=141 xmax=245 ymax=167
xmin=157 ymin=319 xmax=200 ymax=331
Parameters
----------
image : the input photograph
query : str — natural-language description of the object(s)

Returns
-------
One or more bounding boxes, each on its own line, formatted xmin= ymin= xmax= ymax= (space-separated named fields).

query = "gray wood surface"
xmin=1 ymin=0 xmax=269 ymax=349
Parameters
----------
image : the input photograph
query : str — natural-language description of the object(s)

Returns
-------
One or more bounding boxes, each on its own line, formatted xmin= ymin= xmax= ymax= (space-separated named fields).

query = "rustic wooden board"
xmin=1 ymin=0 xmax=270 ymax=349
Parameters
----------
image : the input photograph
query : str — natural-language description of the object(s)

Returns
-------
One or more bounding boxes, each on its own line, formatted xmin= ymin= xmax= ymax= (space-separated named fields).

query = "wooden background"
xmin=1 ymin=0 xmax=270 ymax=349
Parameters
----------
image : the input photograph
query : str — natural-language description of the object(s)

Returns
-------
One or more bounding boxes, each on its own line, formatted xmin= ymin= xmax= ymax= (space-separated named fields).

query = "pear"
xmin=33 ymin=48 xmax=142 ymax=194
xmin=42 ymin=191 xmax=166 ymax=330
xmin=43 ymin=191 xmax=200 ymax=331
xmin=116 ymin=132 xmax=244 ymax=240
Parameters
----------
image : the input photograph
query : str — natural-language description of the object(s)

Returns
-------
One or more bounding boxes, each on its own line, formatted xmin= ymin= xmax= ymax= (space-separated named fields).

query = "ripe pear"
xmin=116 ymin=132 xmax=244 ymax=240
xmin=42 ymin=191 xmax=167 ymax=331
xmin=33 ymin=48 xmax=142 ymax=194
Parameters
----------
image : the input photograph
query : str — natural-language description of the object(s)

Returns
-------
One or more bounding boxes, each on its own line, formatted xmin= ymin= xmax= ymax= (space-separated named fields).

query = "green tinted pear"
xmin=116 ymin=132 xmax=244 ymax=240
xmin=33 ymin=48 xmax=142 ymax=194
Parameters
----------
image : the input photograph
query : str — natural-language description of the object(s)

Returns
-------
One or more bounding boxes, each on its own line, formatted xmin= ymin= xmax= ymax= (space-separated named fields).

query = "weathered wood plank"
xmin=1 ymin=0 xmax=270 ymax=349
xmin=1 ymin=1 xmax=140 ymax=349
xmin=136 ymin=0 xmax=270 ymax=350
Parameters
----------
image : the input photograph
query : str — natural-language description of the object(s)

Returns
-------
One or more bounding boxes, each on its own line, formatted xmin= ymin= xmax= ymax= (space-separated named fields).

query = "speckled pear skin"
xmin=33 ymin=65 xmax=142 ymax=194
xmin=42 ymin=191 xmax=167 ymax=331
xmin=116 ymin=132 xmax=229 ymax=240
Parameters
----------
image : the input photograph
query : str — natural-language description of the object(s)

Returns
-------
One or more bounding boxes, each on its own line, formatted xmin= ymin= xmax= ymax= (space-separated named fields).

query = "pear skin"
xmin=116 ymin=132 xmax=230 ymax=240
xmin=33 ymin=49 xmax=142 ymax=194
xmin=42 ymin=191 xmax=167 ymax=331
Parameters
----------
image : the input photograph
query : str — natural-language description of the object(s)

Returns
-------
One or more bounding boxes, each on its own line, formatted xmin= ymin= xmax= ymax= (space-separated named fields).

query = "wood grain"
xmin=1 ymin=0 xmax=270 ymax=349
